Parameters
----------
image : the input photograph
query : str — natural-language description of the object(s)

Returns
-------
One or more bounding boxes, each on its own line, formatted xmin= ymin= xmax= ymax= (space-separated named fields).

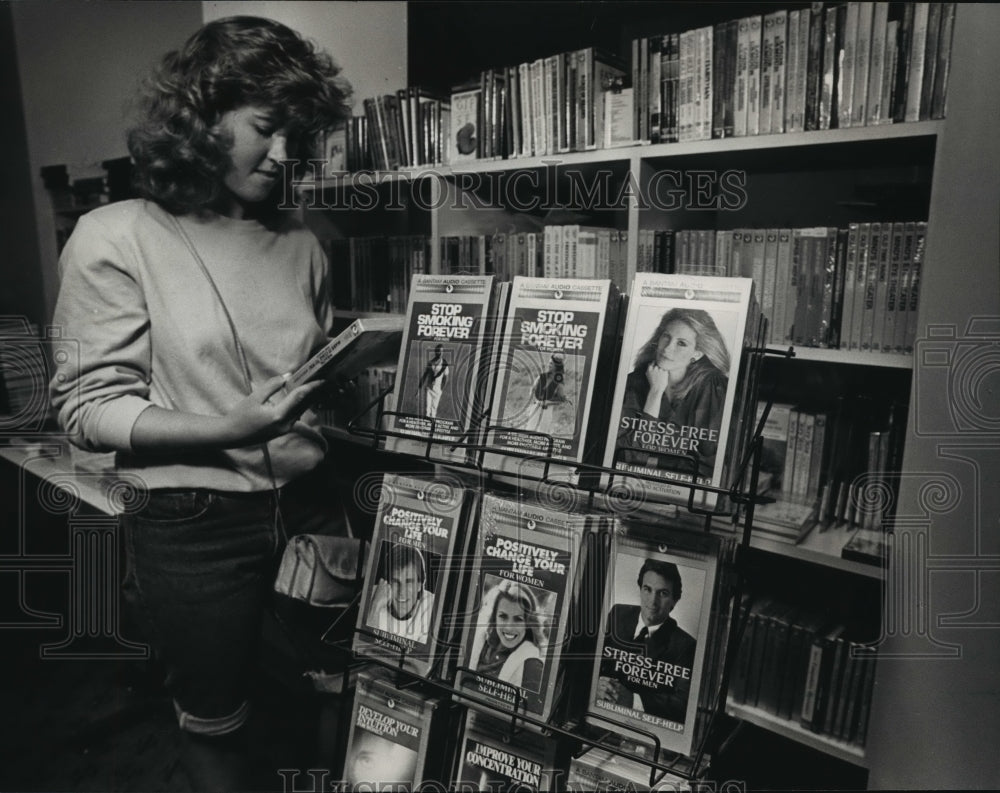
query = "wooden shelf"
xmin=300 ymin=120 xmax=944 ymax=191
xmin=639 ymin=119 xmax=943 ymax=160
xmin=775 ymin=346 xmax=914 ymax=369
xmin=332 ymin=309 xmax=406 ymax=321
xmin=726 ymin=701 xmax=868 ymax=768
xmin=746 ymin=522 xmax=884 ymax=580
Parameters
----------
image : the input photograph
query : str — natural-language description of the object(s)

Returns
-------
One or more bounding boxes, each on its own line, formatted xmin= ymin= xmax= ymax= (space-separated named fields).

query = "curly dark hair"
xmin=127 ymin=16 xmax=352 ymax=216
xmin=637 ymin=558 xmax=683 ymax=600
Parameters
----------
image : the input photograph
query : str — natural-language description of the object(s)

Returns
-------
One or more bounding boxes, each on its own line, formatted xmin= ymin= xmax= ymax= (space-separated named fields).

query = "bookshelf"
xmin=302 ymin=3 xmax=999 ymax=788
xmin=725 ymin=701 xmax=868 ymax=767
xmin=744 ymin=524 xmax=884 ymax=580
xmin=303 ymin=121 xmax=943 ymax=188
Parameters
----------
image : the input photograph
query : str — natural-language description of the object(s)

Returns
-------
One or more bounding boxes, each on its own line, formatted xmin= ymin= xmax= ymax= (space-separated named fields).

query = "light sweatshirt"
xmin=50 ymin=199 xmax=333 ymax=491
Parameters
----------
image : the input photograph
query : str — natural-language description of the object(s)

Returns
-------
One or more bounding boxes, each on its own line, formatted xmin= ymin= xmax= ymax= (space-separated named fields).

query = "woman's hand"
xmin=645 ymin=362 xmax=672 ymax=393
xmin=221 ymin=375 xmax=326 ymax=447
xmin=643 ymin=362 xmax=671 ymax=415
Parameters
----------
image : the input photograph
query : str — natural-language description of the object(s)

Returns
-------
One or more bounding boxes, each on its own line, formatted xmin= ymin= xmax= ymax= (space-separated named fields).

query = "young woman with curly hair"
xmin=49 ymin=17 xmax=352 ymax=790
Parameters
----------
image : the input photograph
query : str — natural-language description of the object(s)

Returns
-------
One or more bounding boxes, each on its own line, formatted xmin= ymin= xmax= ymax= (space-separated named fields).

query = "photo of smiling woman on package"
xmin=616 ymin=307 xmax=733 ymax=481
xmin=467 ymin=576 xmax=553 ymax=700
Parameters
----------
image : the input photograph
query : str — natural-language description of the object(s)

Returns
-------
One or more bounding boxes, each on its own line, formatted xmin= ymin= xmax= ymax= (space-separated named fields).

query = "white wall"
xmin=11 ymin=0 xmax=407 ymax=325
xmin=11 ymin=0 xmax=204 ymax=323
xmin=201 ymin=1 xmax=408 ymax=114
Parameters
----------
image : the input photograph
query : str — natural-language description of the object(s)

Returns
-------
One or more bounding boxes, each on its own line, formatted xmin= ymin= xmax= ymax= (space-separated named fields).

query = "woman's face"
xmin=494 ymin=595 xmax=527 ymax=649
xmin=345 ymin=731 xmax=417 ymax=786
xmin=655 ymin=319 xmax=703 ymax=379
xmin=213 ymin=105 xmax=298 ymax=217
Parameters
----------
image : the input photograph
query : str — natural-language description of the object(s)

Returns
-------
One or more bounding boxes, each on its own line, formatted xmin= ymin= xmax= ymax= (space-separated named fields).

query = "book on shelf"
xmin=784 ymin=9 xmax=800 ymax=133
xmin=902 ymin=221 xmax=927 ymax=353
xmin=455 ymin=493 xmax=587 ymax=722
xmin=332 ymin=235 xmax=429 ymax=314
xmin=602 ymin=273 xmax=756 ymax=510
xmin=353 ymin=473 xmax=472 ymax=676
xmin=865 ymin=2 xmax=890 ymax=126
xmin=603 ymin=85 xmax=635 ymax=148
xmin=318 ymin=125 xmax=346 ymax=176
xmin=342 ymin=669 xmax=442 ymax=790
xmin=579 ymin=48 xmax=628 ymax=150
xmin=745 ymin=15 xmax=763 ymax=136
xmin=852 ymin=2 xmax=876 ymax=128
xmin=344 ymin=115 xmax=372 ymax=171
xmin=734 ymin=17 xmax=750 ymax=137
xmin=730 ymin=595 xmax=879 ymax=747
xmin=396 ymin=86 xmax=451 ymax=168
xmin=755 ymin=400 xmax=795 ymax=496
xmin=930 ymin=3 xmax=957 ymax=120
xmin=661 ymin=219 xmax=926 ymax=355
xmin=841 ymin=525 xmax=889 ymax=566
xmin=727 ymin=595 xmax=753 ymax=709
xmin=778 ymin=609 xmax=832 ymax=723
xmin=904 ymin=2 xmax=931 ymax=123
xmin=284 ymin=315 xmax=403 ymax=392
xmin=800 ymin=622 xmax=846 ymax=734
xmin=759 ymin=11 xmax=778 ymax=136
xmin=385 ymin=274 xmax=498 ymax=463
xmin=587 ymin=521 xmax=723 ymax=758
xmin=450 ymin=83 xmax=482 ymax=164
xmin=918 ymin=2 xmax=944 ymax=123
xmin=802 ymin=3 xmax=828 ymax=132
xmin=451 ymin=709 xmax=559 ymax=791
xmin=713 ymin=21 xmax=738 ymax=139
xmin=482 ymin=276 xmax=620 ymax=484
xmin=749 ymin=402 xmax=817 ymax=538
xmin=758 ymin=602 xmax=801 ymax=716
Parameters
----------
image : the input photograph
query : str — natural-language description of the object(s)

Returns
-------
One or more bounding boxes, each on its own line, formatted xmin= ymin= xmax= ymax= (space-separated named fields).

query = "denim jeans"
xmin=121 ymin=465 xmax=347 ymax=736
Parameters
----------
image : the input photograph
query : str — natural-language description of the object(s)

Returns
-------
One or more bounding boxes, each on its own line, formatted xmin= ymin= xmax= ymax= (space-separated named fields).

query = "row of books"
xmin=328 ymin=3 xmax=954 ymax=174
xmin=653 ymin=221 xmax=927 ymax=353
xmin=755 ymin=397 xmax=907 ymax=544
xmin=327 ymin=235 xmax=430 ymax=313
xmin=438 ymin=225 xmax=624 ymax=283
xmin=337 ymin=89 xmax=453 ymax=172
xmin=730 ymin=596 xmax=877 ymax=748
xmin=345 ymin=669 xmax=696 ymax=791
xmin=450 ymin=47 xmax=628 ymax=162
xmin=427 ymin=1 xmax=955 ymax=170
xmin=634 ymin=2 xmax=955 ymax=144
xmin=329 ymin=218 xmax=925 ymax=358
xmin=348 ymin=476 xmax=734 ymax=778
